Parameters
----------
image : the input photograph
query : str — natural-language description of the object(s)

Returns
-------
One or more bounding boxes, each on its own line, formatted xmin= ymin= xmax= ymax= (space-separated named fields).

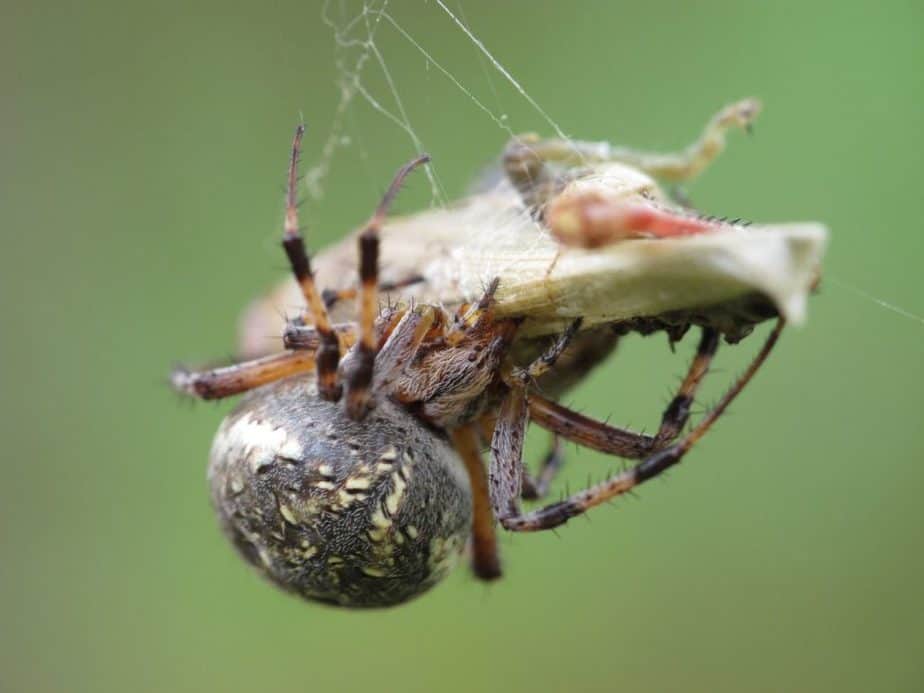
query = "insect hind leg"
xmin=607 ymin=98 xmax=761 ymax=181
xmin=502 ymin=98 xmax=760 ymax=216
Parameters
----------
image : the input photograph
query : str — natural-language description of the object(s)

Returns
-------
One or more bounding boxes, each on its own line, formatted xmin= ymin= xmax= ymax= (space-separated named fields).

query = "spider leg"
xmin=322 ymin=274 xmax=424 ymax=311
xmin=489 ymin=320 xmax=582 ymax=521
xmin=489 ymin=388 xmax=528 ymax=521
xmin=390 ymin=279 xmax=519 ymax=429
xmin=521 ymin=434 xmax=563 ymax=501
xmin=370 ymin=305 xmax=440 ymax=394
xmin=170 ymin=351 xmax=316 ymax=400
xmin=524 ymin=326 xmax=719 ymax=457
xmin=511 ymin=318 xmax=583 ymax=383
xmin=450 ymin=425 xmax=502 ymax=581
xmin=655 ymin=327 xmax=719 ymax=446
xmin=280 ymin=125 xmax=343 ymax=401
xmin=282 ymin=321 xmax=357 ymax=351
xmin=343 ymin=154 xmax=431 ymax=420
xmin=501 ymin=320 xmax=784 ymax=532
xmin=526 ymin=393 xmax=656 ymax=458
xmin=493 ymin=318 xmax=688 ymax=506
xmin=479 ymin=423 xmax=564 ymax=502
xmin=445 ymin=277 xmax=501 ymax=345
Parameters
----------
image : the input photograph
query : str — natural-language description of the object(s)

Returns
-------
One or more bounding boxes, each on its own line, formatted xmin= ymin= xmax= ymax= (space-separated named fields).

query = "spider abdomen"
xmin=208 ymin=375 xmax=472 ymax=608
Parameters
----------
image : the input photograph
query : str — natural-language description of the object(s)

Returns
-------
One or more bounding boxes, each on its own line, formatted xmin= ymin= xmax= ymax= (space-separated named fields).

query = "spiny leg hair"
xmin=524 ymin=326 xmax=720 ymax=459
xmin=170 ymin=351 xmax=317 ymax=401
xmin=489 ymin=319 xmax=582 ymax=522
xmin=521 ymin=434 xmax=564 ymax=501
xmin=344 ymin=153 xmax=431 ymax=420
xmin=280 ymin=125 xmax=343 ymax=401
xmin=501 ymin=320 xmax=784 ymax=531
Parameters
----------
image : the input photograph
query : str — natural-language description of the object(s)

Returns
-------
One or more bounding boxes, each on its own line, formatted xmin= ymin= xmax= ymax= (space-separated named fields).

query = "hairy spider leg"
xmin=281 ymin=321 xmax=357 ymax=351
xmin=172 ymin=133 xmax=431 ymax=408
xmin=488 ymin=320 xmax=582 ymax=520
xmin=322 ymin=274 xmax=425 ymax=310
xmin=172 ymin=324 xmax=361 ymax=403
xmin=280 ymin=125 xmax=343 ymax=401
xmin=346 ymin=280 xmax=513 ymax=582
xmin=525 ymin=326 xmax=719 ymax=458
xmin=512 ymin=318 xmax=584 ymax=383
xmin=344 ymin=154 xmax=431 ymax=420
xmin=450 ymin=425 xmax=502 ymax=581
xmin=369 ymin=306 xmax=440 ymax=394
xmin=170 ymin=351 xmax=317 ymax=400
xmin=502 ymin=320 xmax=784 ymax=531
xmin=444 ymin=277 xmax=501 ymax=346
xmin=655 ymin=328 xmax=719 ymax=445
xmin=520 ymin=434 xmax=564 ymax=501
xmin=486 ymin=326 xmax=719 ymax=513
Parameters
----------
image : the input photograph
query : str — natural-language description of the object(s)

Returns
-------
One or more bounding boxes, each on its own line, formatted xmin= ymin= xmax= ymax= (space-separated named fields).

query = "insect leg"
xmin=170 ymin=351 xmax=316 ymax=400
xmin=501 ymin=320 xmax=784 ymax=532
xmin=502 ymin=133 xmax=565 ymax=213
xmin=280 ymin=125 xmax=342 ymax=401
xmin=344 ymin=154 xmax=431 ymax=420
xmin=503 ymin=99 xmax=760 ymax=213
xmin=607 ymin=98 xmax=762 ymax=181
xmin=450 ymin=425 xmax=502 ymax=580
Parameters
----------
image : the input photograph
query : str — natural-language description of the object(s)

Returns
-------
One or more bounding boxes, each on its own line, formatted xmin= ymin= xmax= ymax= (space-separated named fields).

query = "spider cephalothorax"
xmin=174 ymin=102 xmax=822 ymax=608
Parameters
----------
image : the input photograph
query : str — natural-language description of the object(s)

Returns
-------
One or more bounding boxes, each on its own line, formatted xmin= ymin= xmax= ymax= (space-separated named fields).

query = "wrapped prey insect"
xmin=173 ymin=99 xmax=827 ymax=608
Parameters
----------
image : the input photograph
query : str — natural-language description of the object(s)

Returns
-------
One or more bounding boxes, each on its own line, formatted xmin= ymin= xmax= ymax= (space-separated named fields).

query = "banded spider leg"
xmin=489 ymin=320 xmax=783 ymax=531
xmin=171 ymin=127 xmax=514 ymax=583
xmin=172 ymin=126 xmax=431 ymax=417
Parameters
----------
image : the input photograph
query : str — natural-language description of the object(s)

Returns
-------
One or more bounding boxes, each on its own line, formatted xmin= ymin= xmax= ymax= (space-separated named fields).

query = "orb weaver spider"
xmin=173 ymin=101 xmax=824 ymax=608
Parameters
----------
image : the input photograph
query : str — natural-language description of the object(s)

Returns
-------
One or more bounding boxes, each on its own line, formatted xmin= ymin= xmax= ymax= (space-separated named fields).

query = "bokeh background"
xmin=3 ymin=2 xmax=923 ymax=691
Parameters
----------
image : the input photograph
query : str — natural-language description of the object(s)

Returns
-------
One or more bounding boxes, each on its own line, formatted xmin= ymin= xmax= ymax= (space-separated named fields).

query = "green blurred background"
xmin=3 ymin=1 xmax=923 ymax=691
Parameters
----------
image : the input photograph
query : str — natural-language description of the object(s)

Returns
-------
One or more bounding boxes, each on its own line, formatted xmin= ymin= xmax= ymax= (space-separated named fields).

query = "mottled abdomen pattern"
xmin=208 ymin=375 xmax=473 ymax=608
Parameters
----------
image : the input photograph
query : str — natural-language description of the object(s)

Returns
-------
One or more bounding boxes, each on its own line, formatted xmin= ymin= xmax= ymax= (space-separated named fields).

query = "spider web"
xmin=306 ymin=0 xmax=580 ymax=207
xmin=307 ymin=0 xmax=924 ymax=331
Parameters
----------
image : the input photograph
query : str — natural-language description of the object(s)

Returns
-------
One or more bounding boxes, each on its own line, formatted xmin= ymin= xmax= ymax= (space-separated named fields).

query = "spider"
xmin=173 ymin=103 xmax=803 ymax=608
